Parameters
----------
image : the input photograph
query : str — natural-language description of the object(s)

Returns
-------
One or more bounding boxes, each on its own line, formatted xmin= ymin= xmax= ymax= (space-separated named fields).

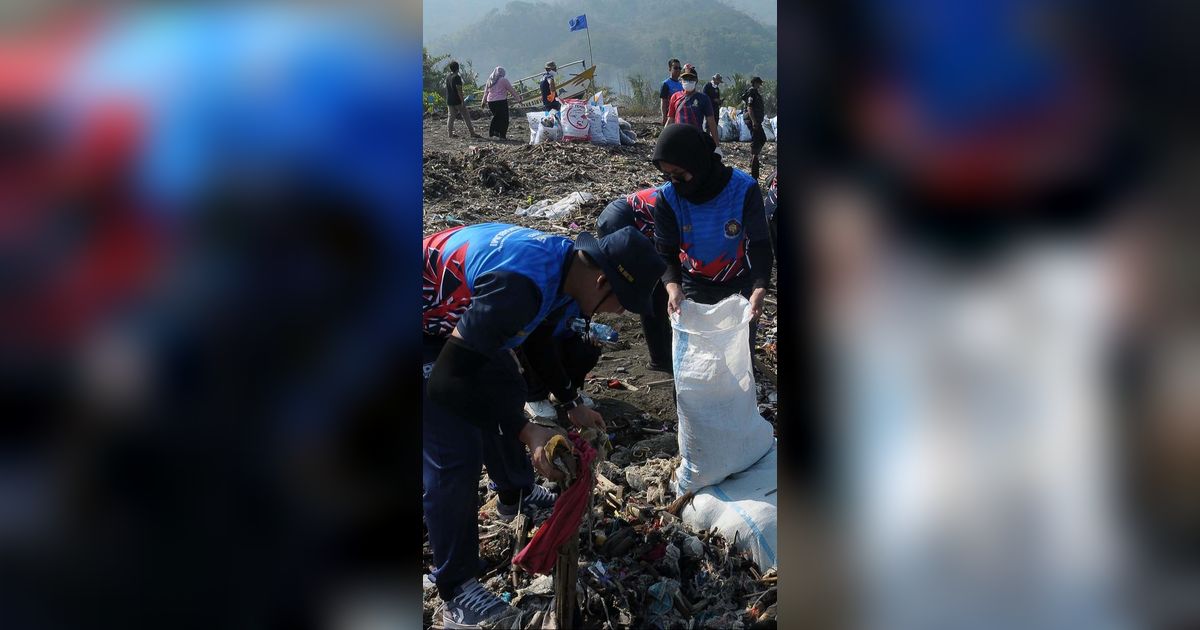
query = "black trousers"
xmin=518 ymin=333 xmax=602 ymax=402
xmin=642 ymin=281 xmax=673 ymax=370
xmin=487 ymin=99 xmax=510 ymax=139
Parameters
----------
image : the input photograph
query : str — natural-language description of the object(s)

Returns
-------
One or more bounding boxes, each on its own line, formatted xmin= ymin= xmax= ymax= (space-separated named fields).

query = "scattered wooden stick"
xmin=511 ymin=513 xmax=531 ymax=590
xmin=554 ymin=535 xmax=579 ymax=629
xmin=665 ymin=491 xmax=696 ymax=517
xmin=644 ymin=377 xmax=674 ymax=387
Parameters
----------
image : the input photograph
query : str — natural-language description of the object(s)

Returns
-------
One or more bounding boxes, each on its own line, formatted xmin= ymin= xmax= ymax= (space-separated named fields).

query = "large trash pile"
xmin=422 ymin=412 xmax=779 ymax=629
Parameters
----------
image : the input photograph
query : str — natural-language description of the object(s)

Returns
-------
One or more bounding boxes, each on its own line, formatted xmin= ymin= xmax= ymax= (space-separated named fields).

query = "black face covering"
xmin=652 ymin=124 xmax=731 ymax=203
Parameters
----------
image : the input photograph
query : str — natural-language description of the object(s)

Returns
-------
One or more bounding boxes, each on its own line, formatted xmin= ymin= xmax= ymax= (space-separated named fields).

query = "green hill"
xmin=718 ymin=0 xmax=775 ymax=25
xmin=426 ymin=0 xmax=776 ymax=98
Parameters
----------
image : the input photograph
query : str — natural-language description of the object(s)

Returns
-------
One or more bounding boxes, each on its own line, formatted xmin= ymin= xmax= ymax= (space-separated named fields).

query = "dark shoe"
xmin=441 ymin=579 xmax=516 ymax=629
xmin=648 ymin=361 xmax=673 ymax=374
xmin=494 ymin=483 xmax=557 ymax=522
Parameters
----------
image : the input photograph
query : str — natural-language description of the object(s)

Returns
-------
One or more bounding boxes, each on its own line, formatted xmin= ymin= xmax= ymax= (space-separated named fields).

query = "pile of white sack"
xmin=670 ymin=295 xmax=777 ymax=570
xmin=716 ymin=107 xmax=777 ymax=143
xmin=514 ymin=191 xmax=595 ymax=220
xmin=525 ymin=93 xmax=638 ymax=146
xmin=585 ymin=92 xmax=624 ymax=146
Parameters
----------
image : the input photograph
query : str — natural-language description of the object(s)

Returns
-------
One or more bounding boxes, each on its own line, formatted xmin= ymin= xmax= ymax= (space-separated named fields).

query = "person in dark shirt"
xmin=668 ymin=69 xmax=719 ymax=147
xmin=516 ymin=301 xmax=602 ymax=421
xmin=539 ymin=61 xmax=560 ymax=112
xmin=740 ymin=76 xmax=767 ymax=181
xmin=445 ymin=60 xmax=480 ymax=139
xmin=703 ymin=73 xmax=723 ymax=111
xmin=659 ymin=58 xmax=683 ymax=126
xmin=422 ymin=223 xmax=664 ymax=628
xmin=650 ymin=124 xmax=773 ymax=352
xmin=597 ymin=186 xmax=673 ymax=372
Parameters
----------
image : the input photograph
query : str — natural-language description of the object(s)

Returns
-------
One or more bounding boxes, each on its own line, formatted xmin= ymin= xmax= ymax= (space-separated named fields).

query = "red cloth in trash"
xmin=513 ymin=433 xmax=597 ymax=574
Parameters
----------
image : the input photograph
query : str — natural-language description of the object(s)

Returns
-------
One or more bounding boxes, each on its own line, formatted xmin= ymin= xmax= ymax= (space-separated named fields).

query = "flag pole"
xmin=585 ymin=25 xmax=594 ymax=69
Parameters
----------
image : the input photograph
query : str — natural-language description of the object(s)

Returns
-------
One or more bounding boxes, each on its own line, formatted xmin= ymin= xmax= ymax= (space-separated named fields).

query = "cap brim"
xmin=575 ymin=232 xmax=654 ymax=315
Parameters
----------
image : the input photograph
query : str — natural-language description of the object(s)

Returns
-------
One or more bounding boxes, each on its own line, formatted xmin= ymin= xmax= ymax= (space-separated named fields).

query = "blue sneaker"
xmin=441 ymin=578 xmax=515 ymax=629
xmin=493 ymin=483 xmax=557 ymax=522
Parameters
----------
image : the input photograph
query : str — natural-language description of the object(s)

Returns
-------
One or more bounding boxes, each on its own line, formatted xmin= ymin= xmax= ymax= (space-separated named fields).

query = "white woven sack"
xmin=671 ymin=295 xmax=774 ymax=493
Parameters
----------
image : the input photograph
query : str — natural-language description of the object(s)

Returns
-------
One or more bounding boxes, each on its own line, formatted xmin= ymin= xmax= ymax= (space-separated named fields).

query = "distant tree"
xmin=423 ymin=47 xmax=450 ymax=94
xmin=423 ymin=48 xmax=482 ymax=101
xmin=459 ymin=60 xmax=480 ymax=94
xmin=729 ymin=73 xmax=749 ymax=109
xmin=623 ymin=73 xmax=659 ymax=114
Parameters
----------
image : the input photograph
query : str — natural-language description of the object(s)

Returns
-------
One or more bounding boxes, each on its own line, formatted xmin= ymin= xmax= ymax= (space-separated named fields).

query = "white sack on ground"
xmin=681 ymin=444 xmax=778 ymax=570
xmin=671 ymin=295 xmax=774 ymax=493
xmin=737 ymin=113 xmax=752 ymax=142
xmin=604 ymin=105 xmax=621 ymax=145
xmin=562 ymin=99 xmax=591 ymax=142
xmin=589 ymin=105 xmax=607 ymax=145
xmin=527 ymin=112 xmax=560 ymax=145
xmin=718 ymin=117 xmax=738 ymax=142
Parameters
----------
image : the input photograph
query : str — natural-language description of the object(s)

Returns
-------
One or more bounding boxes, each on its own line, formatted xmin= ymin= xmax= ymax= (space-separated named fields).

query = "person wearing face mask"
xmin=667 ymin=68 xmax=719 ymax=148
xmin=659 ymin=58 xmax=683 ymax=126
xmin=423 ymin=222 xmax=665 ymax=628
xmin=539 ymin=61 xmax=560 ymax=113
xmin=650 ymin=124 xmax=774 ymax=351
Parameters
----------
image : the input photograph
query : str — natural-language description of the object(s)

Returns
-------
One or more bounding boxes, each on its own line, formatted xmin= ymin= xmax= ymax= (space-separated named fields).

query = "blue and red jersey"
xmin=765 ymin=170 xmax=778 ymax=221
xmin=668 ymin=90 xmax=713 ymax=129
xmin=657 ymin=169 xmax=763 ymax=285
xmin=626 ymin=187 xmax=659 ymax=239
xmin=423 ymin=223 xmax=575 ymax=352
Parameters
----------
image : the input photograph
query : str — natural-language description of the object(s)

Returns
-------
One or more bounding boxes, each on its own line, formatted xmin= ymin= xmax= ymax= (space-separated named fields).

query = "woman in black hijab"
xmin=650 ymin=124 xmax=773 ymax=342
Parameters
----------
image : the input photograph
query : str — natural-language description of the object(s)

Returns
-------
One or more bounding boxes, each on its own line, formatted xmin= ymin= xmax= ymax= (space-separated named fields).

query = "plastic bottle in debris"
xmin=571 ymin=318 xmax=618 ymax=343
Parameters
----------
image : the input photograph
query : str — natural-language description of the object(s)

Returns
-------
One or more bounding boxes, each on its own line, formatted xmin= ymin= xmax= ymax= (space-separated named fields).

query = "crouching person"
xmin=422 ymin=222 xmax=664 ymax=628
xmin=518 ymin=301 xmax=602 ymax=422
xmin=597 ymin=186 xmax=674 ymax=373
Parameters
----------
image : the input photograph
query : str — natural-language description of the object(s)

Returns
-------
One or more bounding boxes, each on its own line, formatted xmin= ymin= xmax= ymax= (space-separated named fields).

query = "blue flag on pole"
xmin=569 ymin=14 xmax=587 ymax=31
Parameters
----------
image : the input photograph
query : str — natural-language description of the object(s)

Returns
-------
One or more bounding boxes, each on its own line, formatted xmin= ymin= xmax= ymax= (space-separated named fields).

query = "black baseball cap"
xmin=574 ymin=226 xmax=665 ymax=315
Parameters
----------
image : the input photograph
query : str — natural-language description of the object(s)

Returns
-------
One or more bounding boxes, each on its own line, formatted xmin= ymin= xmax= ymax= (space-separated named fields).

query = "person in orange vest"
xmin=539 ymin=61 xmax=560 ymax=113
